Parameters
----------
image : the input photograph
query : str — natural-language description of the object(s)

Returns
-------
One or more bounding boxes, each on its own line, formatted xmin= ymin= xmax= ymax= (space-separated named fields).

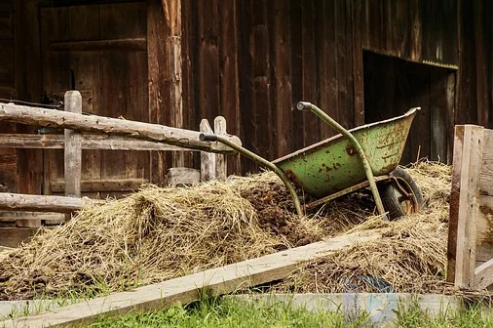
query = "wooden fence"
xmin=447 ymin=125 xmax=493 ymax=290
xmin=0 ymin=91 xmax=240 ymax=228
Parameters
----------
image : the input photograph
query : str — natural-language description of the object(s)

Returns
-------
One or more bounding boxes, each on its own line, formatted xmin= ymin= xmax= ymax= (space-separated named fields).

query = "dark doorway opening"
xmin=363 ymin=51 xmax=456 ymax=164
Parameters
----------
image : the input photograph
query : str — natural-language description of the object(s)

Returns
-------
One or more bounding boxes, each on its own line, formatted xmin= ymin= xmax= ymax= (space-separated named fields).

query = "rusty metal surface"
xmin=273 ymin=108 xmax=419 ymax=198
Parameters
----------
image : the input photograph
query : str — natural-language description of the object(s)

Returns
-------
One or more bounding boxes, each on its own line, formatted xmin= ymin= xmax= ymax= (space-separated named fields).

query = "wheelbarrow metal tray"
xmin=272 ymin=108 xmax=419 ymax=198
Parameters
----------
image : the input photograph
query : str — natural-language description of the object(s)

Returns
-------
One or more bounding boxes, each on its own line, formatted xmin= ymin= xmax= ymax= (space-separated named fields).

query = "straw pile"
xmin=273 ymin=161 xmax=459 ymax=295
xmin=0 ymin=161 xmax=470 ymax=300
xmin=0 ymin=174 xmax=322 ymax=300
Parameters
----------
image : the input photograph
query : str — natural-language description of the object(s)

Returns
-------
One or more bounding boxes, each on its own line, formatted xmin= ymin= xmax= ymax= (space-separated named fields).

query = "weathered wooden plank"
xmin=317 ymin=0 xmax=338 ymax=139
xmin=475 ymin=258 xmax=493 ymax=290
xmin=99 ymin=3 xmax=149 ymax=188
xmin=271 ymin=0 xmax=292 ymax=158
xmin=335 ymin=0 xmax=352 ymax=130
xmin=218 ymin=0 xmax=240 ymax=174
xmin=0 ymin=103 xmax=240 ymax=153
xmin=196 ymin=0 xmax=220 ymax=121
xmin=289 ymin=0 xmax=304 ymax=153
xmin=3 ymin=231 xmax=379 ymax=328
xmin=200 ymin=119 xmax=215 ymax=181
xmin=214 ymin=116 xmax=227 ymax=180
xmin=0 ymin=121 xmax=17 ymax=194
xmin=237 ymin=0 xmax=255 ymax=173
xmin=0 ymin=192 xmax=100 ymax=213
xmin=50 ymin=179 xmax=146 ymax=193
xmin=447 ymin=125 xmax=483 ymax=287
xmin=180 ymin=0 xmax=195 ymax=170
xmin=162 ymin=0 xmax=185 ymax=168
xmin=352 ymin=0 xmax=365 ymax=127
xmin=165 ymin=168 xmax=200 ymax=186
xmin=252 ymin=0 xmax=272 ymax=161
xmin=0 ymin=134 xmax=199 ymax=151
xmin=301 ymin=0 xmax=320 ymax=146
xmin=50 ymin=38 xmax=147 ymax=51
xmin=16 ymin=1 xmax=43 ymax=195
xmin=147 ymin=0 xmax=171 ymax=186
xmin=0 ymin=212 xmax=64 ymax=225
xmin=0 ymin=227 xmax=38 ymax=248
xmin=64 ymin=91 xmax=82 ymax=199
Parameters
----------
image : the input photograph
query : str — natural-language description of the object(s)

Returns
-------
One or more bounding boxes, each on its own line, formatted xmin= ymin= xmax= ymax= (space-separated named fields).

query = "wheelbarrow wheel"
xmin=379 ymin=167 xmax=424 ymax=220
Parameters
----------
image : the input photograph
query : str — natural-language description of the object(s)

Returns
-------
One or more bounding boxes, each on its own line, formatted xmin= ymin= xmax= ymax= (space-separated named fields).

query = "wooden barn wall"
xmin=456 ymin=0 xmax=493 ymax=128
xmin=0 ymin=0 xmax=18 ymax=194
xmin=184 ymin=0 xmax=358 ymax=174
xmin=182 ymin=0 xmax=458 ymax=174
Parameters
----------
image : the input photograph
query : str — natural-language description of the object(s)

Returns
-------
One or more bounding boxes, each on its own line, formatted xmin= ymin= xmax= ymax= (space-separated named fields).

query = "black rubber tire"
xmin=379 ymin=167 xmax=424 ymax=220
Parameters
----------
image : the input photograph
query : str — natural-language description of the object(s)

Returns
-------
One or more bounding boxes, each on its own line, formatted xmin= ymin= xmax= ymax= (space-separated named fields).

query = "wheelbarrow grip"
xmin=296 ymin=101 xmax=314 ymax=111
xmin=199 ymin=133 xmax=218 ymax=142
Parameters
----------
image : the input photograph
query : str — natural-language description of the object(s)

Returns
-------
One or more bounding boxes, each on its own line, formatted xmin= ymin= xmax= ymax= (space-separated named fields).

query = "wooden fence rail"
xmin=0 ymin=96 xmax=240 ymax=153
xmin=0 ymin=91 xmax=240 ymax=228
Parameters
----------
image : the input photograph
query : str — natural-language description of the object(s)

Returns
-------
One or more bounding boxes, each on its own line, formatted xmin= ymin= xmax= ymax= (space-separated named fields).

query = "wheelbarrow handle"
xmin=296 ymin=101 xmax=314 ymax=111
xmin=199 ymin=133 xmax=218 ymax=142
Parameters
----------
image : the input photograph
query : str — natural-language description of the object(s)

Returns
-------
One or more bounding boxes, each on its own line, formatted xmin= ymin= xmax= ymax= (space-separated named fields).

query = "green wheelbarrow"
xmin=200 ymin=102 xmax=424 ymax=220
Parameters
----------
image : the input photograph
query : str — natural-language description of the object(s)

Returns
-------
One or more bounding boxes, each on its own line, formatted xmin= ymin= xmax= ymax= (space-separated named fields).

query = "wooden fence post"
xmin=214 ymin=116 xmax=227 ymax=180
xmin=200 ymin=119 xmax=215 ymax=182
xmin=447 ymin=125 xmax=483 ymax=287
xmin=200 ymin=116 xmax=229 ymax=182
xmin=64 ymin=91 xmax=82 ymax=220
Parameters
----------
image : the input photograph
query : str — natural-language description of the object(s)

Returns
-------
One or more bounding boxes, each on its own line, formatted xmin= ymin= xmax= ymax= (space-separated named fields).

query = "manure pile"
xmin=0 ymin=162 xmax=462 ymax=300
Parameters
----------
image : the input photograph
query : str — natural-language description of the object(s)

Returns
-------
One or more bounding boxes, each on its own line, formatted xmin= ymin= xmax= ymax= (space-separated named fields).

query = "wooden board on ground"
xmin=448 ymin=125 xmax=493 ymax=289
xmin=2 ymin=231 xmax=379 ymax=328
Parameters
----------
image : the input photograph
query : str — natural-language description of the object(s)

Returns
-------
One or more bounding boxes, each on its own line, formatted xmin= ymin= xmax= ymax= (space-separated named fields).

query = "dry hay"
xmin=272 ymin=161 xmax=466 ymax=295
xmin=0 ymin=247 xmax=13 ymax=262
xmin=0 ymin=175 xmax=323 ymax=300
xmin=0 ymin=161 xmax=482 ymax=300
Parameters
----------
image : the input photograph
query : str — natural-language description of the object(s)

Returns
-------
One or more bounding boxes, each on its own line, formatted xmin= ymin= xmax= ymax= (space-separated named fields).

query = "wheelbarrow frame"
xmin=200 ymin=102 xmax=421 ymax=218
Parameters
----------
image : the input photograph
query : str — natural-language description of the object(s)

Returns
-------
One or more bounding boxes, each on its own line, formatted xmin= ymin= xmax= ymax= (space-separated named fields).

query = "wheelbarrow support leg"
xmin=297 ymin=102 xmax=387 ymax=219
xmin=199 ymin=134 xmax=304 ymax=217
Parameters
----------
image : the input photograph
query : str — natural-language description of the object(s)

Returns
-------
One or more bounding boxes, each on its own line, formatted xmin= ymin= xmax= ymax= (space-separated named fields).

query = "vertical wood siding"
xmin=182 ymin=0 xmax=458 ymax=173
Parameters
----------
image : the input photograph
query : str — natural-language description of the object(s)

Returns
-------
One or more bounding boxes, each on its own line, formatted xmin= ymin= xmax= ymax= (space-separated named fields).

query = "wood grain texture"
xmin=199 ymin=119 xmax=215 ymax=181
xmin=218 ymin=0 xmax=240 ymax=174
xmin=454 ymin=125 xmax=483 ymax=287
xmin=0 ymin=192 xmax=100 ymax=213
xmin=0 ymin=134 xmax=204 ymax=151
xmin=0 ymin=103 xmax=240 ymax=153
xmin=213 ymin=116 xmax=227 ymax=180
xmin=50 ymin=38 xmax=147 ymax=51
xmin=3 ymin=231 xmax=379 ymax=328
xmin=162 ymin=0 xmax=185 ymax=168
xmin=50 ymin=179 xmax=146 ymax=193
xmin=64 ymin=91 xmax=82 ymax=198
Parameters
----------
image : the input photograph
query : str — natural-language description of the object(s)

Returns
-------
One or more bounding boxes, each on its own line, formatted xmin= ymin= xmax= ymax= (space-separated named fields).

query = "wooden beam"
xmin=162 ymin=0 xmax=184 ymax=168
xmin=475 ymin=258 xmax=493 ymax=290
xmin=0 ymin=103 xmax=241 ymax=154
xmin=3 ymin=231 xmax=379 ymax=328
xmin=447 ymin=125 xmax=484 ymax=287
xmin=0 ymin=192 xmax=101 ymax=213
xmin=0 ymin=212 xmax=64 ymax=223
xmin=200 ymin=119 xmax=215 ymax=181
xmin=165 ymin=168 xmax=200 ymax=186
xmin=50 ymin=38 xmax=147 ymax=52
xmin=50 ymin=179 xmax=146 ymax=193
xmin=214 ymin=116 xmax=227 ymax=180
xmin=64 ymin=91 xmax=82 ymax=199
xmin=0 ymin=134 xmax=196 ymax=151
xmin=147 ymin=0 xmax=171 ymax=186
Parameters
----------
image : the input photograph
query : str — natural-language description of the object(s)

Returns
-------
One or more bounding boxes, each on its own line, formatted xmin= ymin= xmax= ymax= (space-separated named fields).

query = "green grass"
xmin=85 ymin=297 xmax=493 ymax=328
